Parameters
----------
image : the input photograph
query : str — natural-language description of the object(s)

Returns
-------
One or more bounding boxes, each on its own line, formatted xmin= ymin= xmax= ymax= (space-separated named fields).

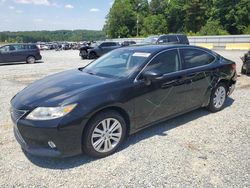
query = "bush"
xmin=243 ymin=25 xmax=250 ymax=34
xmin=198 ymin=20 xmax=229 ymax=35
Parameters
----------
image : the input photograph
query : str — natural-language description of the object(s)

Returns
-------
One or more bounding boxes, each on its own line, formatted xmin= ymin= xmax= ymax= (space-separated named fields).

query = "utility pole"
xmin=136 ymin=3 xmax=141 ymax=37
xmin=137 ymin=14 xmax=139 ymax=36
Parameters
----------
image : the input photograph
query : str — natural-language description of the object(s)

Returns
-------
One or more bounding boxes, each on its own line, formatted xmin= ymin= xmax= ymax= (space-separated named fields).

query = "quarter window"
xmin=181 ymin=49 xmax=215 ymax=69
xmin=144 ymin=49 xmax=180 ymax=74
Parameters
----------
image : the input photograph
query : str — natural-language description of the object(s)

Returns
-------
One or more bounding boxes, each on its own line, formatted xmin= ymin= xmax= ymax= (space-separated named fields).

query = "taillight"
xmin=232 ymin=63 xmax=236 ymax=71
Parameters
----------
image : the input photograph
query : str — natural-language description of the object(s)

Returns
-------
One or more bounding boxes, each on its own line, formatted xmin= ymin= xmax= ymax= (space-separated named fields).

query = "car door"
xmin=179 ymin=47 xmax=216 ymax=109
xmin=13 ymin=44 xmax=26 ymax=61
xmin=99 ymin=43 xmax=111 ymax=56
xmin=132 ymin=49 xmax=189 ymax=129
xmin=0 ymin=45 xmax=13 ymax=62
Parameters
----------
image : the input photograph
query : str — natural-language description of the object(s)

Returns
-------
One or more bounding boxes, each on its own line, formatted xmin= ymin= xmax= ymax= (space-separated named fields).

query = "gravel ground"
xmin=0 ymin=50 xmax=249 ymax=188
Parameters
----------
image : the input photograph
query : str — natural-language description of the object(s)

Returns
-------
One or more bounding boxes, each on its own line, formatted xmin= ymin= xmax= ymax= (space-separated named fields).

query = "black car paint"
xmin=79 ymin=42 xmax=121 ymax=59
xmin=11 ymin=45 xmax=237 ymax=157
xmin=0 ymin=43 xmax=42 ymax=64
xmin=241 ymin=50 xmax=250 ymax=74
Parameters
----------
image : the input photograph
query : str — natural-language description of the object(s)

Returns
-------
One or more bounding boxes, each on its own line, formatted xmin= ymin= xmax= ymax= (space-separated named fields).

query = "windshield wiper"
xmin=86 ymin=71 xmax=96 ymax=75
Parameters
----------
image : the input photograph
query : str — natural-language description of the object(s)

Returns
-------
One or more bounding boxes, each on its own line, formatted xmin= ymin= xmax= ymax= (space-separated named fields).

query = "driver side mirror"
xmin=142 ymin=70 xmax=163 ymax=85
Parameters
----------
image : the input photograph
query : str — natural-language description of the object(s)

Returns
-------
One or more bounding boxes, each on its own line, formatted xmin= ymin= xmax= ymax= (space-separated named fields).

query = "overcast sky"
xmin=0 ymin=0 xmax=113 ymax=31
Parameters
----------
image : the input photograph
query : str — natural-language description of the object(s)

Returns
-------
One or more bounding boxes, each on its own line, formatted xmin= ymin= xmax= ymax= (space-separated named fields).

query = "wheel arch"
xmin=82 ymin=105 xmax=131 ymax=137
xmin=26 ymin=55 xmax=36 ymax=60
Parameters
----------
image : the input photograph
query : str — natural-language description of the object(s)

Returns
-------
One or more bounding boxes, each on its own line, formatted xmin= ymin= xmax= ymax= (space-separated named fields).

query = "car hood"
xmin=11 ymin=69 xmax=113 ymax=109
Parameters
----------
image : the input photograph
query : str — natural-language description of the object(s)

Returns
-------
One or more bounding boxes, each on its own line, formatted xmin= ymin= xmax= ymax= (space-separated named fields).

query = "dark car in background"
xmin=79 ymin=41 xmax=121 ymax=59
xmin=121 ymin=40 xmax=136 ymax=46
xmin=0 ymin=43 xmax=42 ymax=64
xmin=11 ymin=45 xmax=236 ymax=158
xmin=142 ymin=34 xmax=189 ymax=45
xmin=241 ymin=50 xmax=250 ymax=75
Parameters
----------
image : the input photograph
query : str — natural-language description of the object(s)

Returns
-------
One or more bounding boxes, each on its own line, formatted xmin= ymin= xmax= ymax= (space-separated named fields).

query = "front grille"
xmin=10 ymin=107 xmax=28 ymax=123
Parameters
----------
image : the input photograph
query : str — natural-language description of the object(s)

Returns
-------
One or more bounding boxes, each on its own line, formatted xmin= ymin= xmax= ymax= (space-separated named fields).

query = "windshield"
xmin=82 ymin=49 xmax=151 ymax=78
xmin=143 ymin=36 xmax=159 ymax=44
xmin=90 ymin=42 xmax=101 ymax=48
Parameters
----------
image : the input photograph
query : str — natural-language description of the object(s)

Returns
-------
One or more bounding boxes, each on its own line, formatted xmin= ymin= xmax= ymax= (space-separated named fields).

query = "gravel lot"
xmin=0 ymin=50 xmax=249 ymax=187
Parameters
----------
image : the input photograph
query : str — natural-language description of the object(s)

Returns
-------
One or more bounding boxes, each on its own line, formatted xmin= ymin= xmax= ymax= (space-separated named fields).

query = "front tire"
xmin=208 ymin=83 xmax=227 ymax=112
xmin=82 ymin=110 xmax=127 ymax=158
xmin=88 ymin=52 xmax=97 ymax=59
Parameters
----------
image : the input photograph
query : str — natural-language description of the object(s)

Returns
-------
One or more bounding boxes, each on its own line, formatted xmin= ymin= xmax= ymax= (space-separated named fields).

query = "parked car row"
xmin=37 ymin=42 xmax=88 ymax=51
xmin=79 ymin=34 xmax=189 ymax=59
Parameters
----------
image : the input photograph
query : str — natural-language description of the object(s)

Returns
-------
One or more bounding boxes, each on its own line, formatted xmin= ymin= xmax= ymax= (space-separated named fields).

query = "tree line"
xmin=0 ymin=30 xmax=106 ymax=43
xmin=104 ymin=0 xmax=250 ymax=38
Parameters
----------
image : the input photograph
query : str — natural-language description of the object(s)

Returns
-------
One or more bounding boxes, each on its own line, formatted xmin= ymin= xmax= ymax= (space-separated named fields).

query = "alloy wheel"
xmin=27 ymin=56 xmax=35 ymax=64
xmin=91 ymin=118 xmax=122 ymax=153
xmin=213 ymin=86 xmax=226 ymax=109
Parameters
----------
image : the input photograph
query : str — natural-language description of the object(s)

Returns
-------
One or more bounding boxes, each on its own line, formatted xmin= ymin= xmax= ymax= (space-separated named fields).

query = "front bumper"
xmin=36 ymin=54 xmax=42 ymax=60
xmin=11 ymin=109 xmax=86 ymax=158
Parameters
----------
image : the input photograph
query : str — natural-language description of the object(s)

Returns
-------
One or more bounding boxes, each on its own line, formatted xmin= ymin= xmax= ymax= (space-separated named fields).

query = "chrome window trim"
xmin=134 ymin=46 xmax=217 ymax=83
xmin=134 ymin=48 xmax=180 ymax=82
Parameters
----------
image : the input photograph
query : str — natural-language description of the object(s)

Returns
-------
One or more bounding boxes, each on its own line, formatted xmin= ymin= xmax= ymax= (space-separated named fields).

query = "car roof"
xmin=121 ymin=44 xmax=195 ymax=53
xmin=120 ymin=44 xmax=218 ymax=57
xmin=4 ymin=43 xmax=36 ymax=46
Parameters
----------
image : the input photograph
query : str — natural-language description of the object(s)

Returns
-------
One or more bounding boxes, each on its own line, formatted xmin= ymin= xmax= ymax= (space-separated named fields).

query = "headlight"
xmin=26 ymin=104 xmax=77 ymax=120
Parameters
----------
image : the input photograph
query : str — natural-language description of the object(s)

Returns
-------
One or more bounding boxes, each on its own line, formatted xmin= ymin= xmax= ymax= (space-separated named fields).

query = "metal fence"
xmin=108 ymin=35 xmax=250 ymax=50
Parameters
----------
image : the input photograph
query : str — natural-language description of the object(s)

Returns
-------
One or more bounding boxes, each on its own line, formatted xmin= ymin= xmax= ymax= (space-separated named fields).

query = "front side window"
xmin=82 ymin=49 xmax=151 ymax=78
xmin=181 ymin=48 xmax=215 ymax=69
xmin=100 ymin=43 xmax=110 ymax=47
xmin=157 ymin=36 xmax=168 ymax=43
xmin=144 ymin=49 xmax=180 ymax=74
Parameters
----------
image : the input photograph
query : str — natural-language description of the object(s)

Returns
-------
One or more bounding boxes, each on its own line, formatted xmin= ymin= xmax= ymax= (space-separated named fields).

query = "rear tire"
xmin=26 ymin=56 xmax=35 ymax=64
xmin=82 ymin=110 xmax=127 ymax=158
xmin=208 ymin=83 xmax=228 ymax=112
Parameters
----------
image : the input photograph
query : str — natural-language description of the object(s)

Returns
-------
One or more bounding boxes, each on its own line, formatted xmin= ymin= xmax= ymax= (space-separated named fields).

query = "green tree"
xmin=183 ymin=0 xmax=207 ymax=33
xmin=211 ymin=0 xmax=250 ymax=34
xmin=199 ymin=20 xmax=229 ymax=35
xmin=165 ymin=0 xmax=186 ymax=33
xmin=105 ymin=0 xmax=137 ymax=38
xmin=141 ymin=14 xmax=167 ymax=35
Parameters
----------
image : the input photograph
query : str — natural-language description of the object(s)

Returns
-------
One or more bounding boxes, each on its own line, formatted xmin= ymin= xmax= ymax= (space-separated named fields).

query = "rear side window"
xmin=177 ymin=35 xmax=189 ymax=44
xmin=144 ymin=49 xmax=180 ymax=74
xmin=167 ymin=35 xmax=178 ymax=42
xmin=181 ymin=49 xmax=215 ymax=69
xmin=101 ymin=42 xmax=115 ymax=47
xmin=27 ymin=45 xmax=37 ymax=49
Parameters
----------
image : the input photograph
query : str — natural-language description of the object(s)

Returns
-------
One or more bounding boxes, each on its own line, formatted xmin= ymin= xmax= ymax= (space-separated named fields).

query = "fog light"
xmin=48 ymin=141 xmax=56 ymax=149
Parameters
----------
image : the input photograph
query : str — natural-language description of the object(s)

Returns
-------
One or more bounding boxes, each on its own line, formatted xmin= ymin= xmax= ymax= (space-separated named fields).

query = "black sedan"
xmin=10 ymin=45 xmax=237 ymax=158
